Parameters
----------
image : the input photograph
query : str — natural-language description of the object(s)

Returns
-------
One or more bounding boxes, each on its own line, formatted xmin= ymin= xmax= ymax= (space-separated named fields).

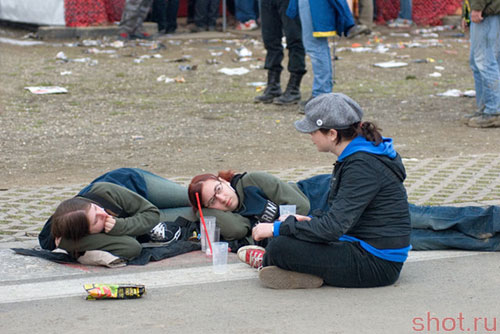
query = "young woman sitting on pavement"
xmin=188 ymin=93 xmax=500 ymax=289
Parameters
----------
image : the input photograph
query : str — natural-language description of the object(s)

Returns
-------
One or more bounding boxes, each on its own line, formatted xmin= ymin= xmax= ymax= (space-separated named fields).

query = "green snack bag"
xmin=84 ymin=283 xmax=145 ymax=300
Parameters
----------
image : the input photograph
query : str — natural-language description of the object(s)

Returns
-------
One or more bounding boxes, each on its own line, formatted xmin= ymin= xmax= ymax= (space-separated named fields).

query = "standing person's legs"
xmin=194 ymin=0 xmax=209 ymax=29
xmin=151 ymin=0 xmax=167 ymax=32
xmin=358 ymin=0 xmax=374 ymax=29
xmin=235 ymin=0 xmax=257 ymax=23
xmin=207 ymin=0 xmax=221 ymax=29
xmin=467 ymin=16 xmax=500 ymax=127
xmin=133 ymin=0 xmax=154 ymax=35
xmin=398 ymin=0 xmax=412 ymax=20
xmin=279 ymin=0 xmax=305 ymax=76
xmin=187 ymin=0 xmax=196 ymax=24
xmin=165 ymin=0 xmax=179 ymax=32
xmin=272 ymin=0 xmax=305 ymax=105
xmin=262 ymin=236 xmax=403 ymax=287
xmin=298 ymin=0 xmax=332 ymax=97
xmin=119 ymin=0 xmax=144 ymax=35
xmin=470 ymin=16 xmax=500 ymax=115
xmin=261 ymin=0 xmax=283 ymax=73
xmin=254 ymin=0 xmax=284 ymax=103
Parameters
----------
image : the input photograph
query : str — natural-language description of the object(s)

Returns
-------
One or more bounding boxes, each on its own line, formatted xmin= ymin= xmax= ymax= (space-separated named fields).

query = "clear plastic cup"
xmin=279 ymin=205 xmax=296 ymax=216
xmin=212 ymin=242 xmax=229 ymax=274
xmin=200 ymin=216 xmax=216 ymax=254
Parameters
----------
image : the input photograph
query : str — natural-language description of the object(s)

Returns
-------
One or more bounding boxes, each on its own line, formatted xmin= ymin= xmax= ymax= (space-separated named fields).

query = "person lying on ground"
xmin=39 ymin=168 xmax=196 ymax=260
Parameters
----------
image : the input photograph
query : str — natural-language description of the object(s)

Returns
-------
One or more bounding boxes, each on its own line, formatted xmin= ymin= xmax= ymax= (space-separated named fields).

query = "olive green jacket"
xmin=200 ymin=172 xmax=310 ymax=243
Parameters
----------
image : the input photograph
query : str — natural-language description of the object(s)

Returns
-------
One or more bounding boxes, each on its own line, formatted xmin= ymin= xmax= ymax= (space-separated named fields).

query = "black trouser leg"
xmin=278 ymin=0 xmax=305 ymax=75
xmin=166 ymin=0 xmax=179 ymax=31
xmin=261 ymin=0 xmax=284 ymax=73
xmin=263 ymin=236 xmax=403 ymax=288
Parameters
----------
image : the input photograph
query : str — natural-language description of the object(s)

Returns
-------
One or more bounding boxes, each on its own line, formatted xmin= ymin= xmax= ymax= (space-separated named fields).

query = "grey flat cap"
xmin=294 ymin=93 xmax=364 ymax=133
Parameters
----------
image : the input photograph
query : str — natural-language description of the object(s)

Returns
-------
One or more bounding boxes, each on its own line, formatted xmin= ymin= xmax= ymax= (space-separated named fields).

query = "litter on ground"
xmin=218 ymin=67 xmax=250 ymax=75
xmin=25 ymin=86 xmax=68 ymax=94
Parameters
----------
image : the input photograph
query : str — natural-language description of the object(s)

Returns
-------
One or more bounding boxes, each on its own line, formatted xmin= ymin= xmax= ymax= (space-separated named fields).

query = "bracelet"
xmin=271 ymin=224 xmax=274 ymax=235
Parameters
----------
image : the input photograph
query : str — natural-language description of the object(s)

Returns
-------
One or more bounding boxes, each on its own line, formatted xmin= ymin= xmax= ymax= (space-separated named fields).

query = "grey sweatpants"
xmin=119 ymin=0 xmax=154 ymax=35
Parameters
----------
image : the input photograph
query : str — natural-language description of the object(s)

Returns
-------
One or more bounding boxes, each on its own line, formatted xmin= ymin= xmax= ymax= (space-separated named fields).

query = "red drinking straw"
xmin=195 ymin=192 xmax=213 ymax=256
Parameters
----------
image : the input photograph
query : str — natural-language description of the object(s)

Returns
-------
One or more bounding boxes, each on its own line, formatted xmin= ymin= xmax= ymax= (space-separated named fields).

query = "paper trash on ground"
xmin=234 ymin=47 xmax=252 ymax=58
xmin=218 ymin=67 xmax=250 ymax=75
xmin=437 ymin=89 xmax=476 ymax=97
xmin=373 ymin=61 xmax=408 ymax=68
xmin=25 ymin=86 xmax=68 ymax=94
xmin=247 ymin=82 xmax=267 ymax=87
xmin=0 ymin=37 xmax=44 ymax=46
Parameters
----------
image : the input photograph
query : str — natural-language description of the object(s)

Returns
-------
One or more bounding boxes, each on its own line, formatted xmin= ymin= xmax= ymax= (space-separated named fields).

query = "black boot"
xmin=273 ymin=72 xmax=303 ymax=105
xmin=254 ymin=71 xmax=282 ymax=103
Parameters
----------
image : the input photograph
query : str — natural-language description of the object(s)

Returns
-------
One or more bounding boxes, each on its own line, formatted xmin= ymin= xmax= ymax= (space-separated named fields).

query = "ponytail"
xmin=319 ymin=121 xmax=383 ymax=145
xmin=358 ymin=121 xmax=382 ymax=145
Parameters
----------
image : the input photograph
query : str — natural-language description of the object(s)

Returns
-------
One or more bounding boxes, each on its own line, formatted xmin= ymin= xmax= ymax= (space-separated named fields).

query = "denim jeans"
xmin=263 ymin=236 xmax=403 ymax=287
xmin=261 ymin=0 xmax=305 ymax=74
xmin=235 ymin=0 xmax=258 ymax=22
xmin=470 ymin=15 xmax=500 ymax=115
xmin=410 ymin=203 xmax=500 ymax=251
xmin=398 ymin=0 xmax=412 ymax=20
xmin=298 ymin=0 xmax=332 ymax=96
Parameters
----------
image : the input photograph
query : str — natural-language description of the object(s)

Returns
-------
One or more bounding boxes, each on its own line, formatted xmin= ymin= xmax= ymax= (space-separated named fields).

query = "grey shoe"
xmin=467 ymin=114 xmax=500 ymax=128
xmin=347 ymin=24 xmax=369 ymax=39
xmin=461 ymin=106 xmax=486 ymax=124
xmin=258 ymin=266 xmax=324 ymax=289
xmin=461 ymin=111 xmax=485 ymax=124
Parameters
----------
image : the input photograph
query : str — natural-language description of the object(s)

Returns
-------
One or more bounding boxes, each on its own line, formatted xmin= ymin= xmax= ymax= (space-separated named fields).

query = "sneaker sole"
xmin=258 ymin=266 xmax=323 ymax=289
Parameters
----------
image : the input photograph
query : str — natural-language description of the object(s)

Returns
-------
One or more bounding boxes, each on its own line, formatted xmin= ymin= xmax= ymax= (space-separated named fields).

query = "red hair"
xmin=188 ymin=170 xmax=236 ymax=210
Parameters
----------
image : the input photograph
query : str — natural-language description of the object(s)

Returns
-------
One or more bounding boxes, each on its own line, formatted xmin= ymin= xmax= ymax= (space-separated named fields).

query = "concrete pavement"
xmin=1 ymin=154 xmax=500 ymax=333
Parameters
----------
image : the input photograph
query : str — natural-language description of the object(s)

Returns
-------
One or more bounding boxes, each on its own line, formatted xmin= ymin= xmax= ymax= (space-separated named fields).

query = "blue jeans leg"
xmin=296 ymin=174 xmax=332 ymax=214
xmin=411 ymin=229 xmax=500 ymax=251
xmin=409 ymin=203 xmax=500 ymax=239
xmin=298 ymin=0 xmax=332 ymax=96
xmin=235 ymin=0 xmax=257 ymax=22
xmin=470 ymin=15 xmax=500 ymax=115
xmin=398 ymin=0 xmax=412 ymax=20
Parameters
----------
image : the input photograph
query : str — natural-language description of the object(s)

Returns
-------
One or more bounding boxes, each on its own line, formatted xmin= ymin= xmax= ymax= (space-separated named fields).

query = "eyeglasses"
xmin=206 ymin=181 xmax=223 ymax=207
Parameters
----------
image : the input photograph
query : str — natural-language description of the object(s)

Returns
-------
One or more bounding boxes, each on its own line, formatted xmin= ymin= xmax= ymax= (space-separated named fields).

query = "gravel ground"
xmin=1 ymin=24 xmax=499 ymax=188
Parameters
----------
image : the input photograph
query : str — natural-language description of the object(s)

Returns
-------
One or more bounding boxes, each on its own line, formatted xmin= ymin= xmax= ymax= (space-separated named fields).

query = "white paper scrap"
xmin=25 ymin=86 xmax=68 ymax=94
xmin=373 ymin=61 xmax=408 ymax=68
xmin=218 ymin=67 xmax=250 ymax=75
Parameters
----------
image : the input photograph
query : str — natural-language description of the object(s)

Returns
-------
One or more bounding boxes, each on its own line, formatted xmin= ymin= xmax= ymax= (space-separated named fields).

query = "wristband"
xmin=273 ymin=221 xmax=281 ymax=238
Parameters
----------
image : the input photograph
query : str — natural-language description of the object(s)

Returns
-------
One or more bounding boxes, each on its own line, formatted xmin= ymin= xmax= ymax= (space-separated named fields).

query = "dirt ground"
xmin=1 ymin=23 xmax=499 ymax=189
